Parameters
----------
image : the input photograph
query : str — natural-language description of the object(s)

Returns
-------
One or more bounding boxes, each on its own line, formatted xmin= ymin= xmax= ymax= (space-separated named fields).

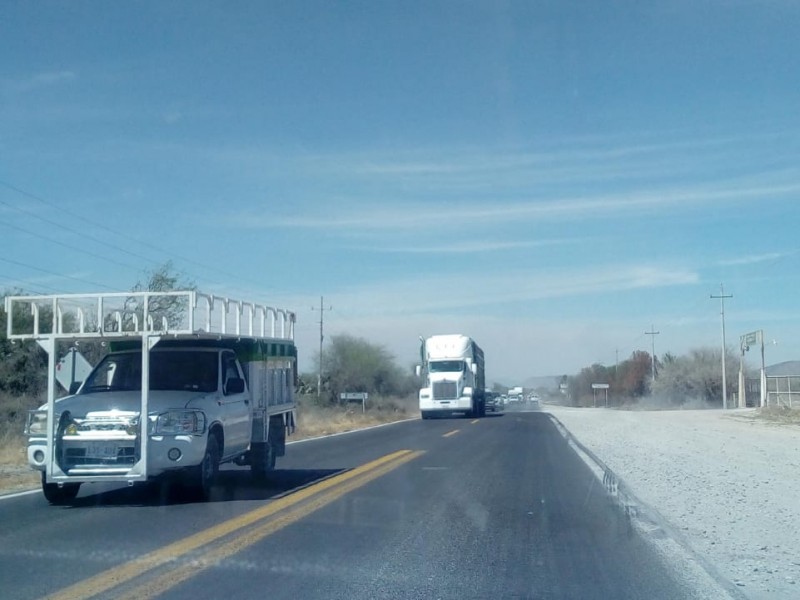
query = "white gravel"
xmin=545 ymin=405 xmax=800 ymax=600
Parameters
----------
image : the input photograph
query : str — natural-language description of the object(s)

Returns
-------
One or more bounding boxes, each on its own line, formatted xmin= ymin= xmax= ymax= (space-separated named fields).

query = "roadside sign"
xmin=339 ymin=392 xmax=368 ymax=413
xmin=55 ymin=349 xmax=93 ymax=392
xmin=591 ymin=383 xmax=610 ymax=389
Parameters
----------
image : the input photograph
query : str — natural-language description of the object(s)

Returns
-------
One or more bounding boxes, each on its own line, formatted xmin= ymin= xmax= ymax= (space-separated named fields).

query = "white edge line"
xmin=0 ymin=488 xmax=40 ymax=502
xmin=288 ymin=416 xmax=420 ymax=445
xmin=0 ymin=417 xmax=422 ymax=501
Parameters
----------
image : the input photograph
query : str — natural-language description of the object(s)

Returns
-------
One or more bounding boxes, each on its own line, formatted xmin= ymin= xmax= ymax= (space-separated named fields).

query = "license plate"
xmin=85 ymin=442 xmax=118 ymax=459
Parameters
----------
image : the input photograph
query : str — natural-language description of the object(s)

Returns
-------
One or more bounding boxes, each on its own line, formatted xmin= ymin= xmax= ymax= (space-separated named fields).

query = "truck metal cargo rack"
xmin=5 ymin=291 xmax=296 ymax=485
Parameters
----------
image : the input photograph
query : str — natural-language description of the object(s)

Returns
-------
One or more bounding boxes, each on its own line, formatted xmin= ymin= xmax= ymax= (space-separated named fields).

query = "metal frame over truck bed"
xmin=5 ymin=290 xmax=297 ymax=491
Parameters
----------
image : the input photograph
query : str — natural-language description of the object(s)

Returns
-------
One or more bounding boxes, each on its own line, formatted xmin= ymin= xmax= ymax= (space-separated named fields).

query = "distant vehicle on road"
xmin=485 ymin=392 xmax=502 ymax=413
xmin=417 ymin=334 xmax=486 ymax=419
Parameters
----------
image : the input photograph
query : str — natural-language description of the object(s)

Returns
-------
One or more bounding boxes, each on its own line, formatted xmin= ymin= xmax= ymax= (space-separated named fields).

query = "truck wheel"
xmin=250 ymin=441 xmax=276 ymax=481
xmin=188 ymin=435 xmax=220 ymax=501
xmin=421 ymin=411 xmax=432 ymax=420
xmin=41 ymin=473 xmax=80 ymax=505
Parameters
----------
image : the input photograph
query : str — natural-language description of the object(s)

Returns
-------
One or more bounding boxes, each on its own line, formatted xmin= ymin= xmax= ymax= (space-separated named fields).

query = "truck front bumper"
xmin=28 ymin=434 xmax=208 ymax=481
xmin=420 ymin=397 xmax=473 ymax=413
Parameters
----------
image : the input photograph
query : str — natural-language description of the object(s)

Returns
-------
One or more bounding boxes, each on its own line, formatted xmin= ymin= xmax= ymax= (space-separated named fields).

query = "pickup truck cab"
xmin=28 ymin=346 xmax=247 ymax=479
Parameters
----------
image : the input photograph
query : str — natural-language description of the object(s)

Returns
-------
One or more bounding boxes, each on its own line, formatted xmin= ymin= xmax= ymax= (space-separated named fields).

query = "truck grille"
xmin=64 ymin=446 xmax=137 ymax=468
xmin=432 ymin=381 xmax=458 ymax=400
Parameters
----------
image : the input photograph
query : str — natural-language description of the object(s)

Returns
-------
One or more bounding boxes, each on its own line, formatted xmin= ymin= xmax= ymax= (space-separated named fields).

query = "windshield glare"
xmin=429 ymin=361 xmax=465 ymax=373
xmin=82 ymin=351 xmax=219 ymax=393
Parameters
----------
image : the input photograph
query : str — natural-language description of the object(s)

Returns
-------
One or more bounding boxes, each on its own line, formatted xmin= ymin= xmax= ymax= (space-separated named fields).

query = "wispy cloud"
xmin=228 ymin=182 xmax=800 ymax=231
xmin=356 ymin=238 xmax=582 ymax=254
xmin=717 ymin=251 xmax=794 ymax=267
xmin=3 ymin=70 xmax=76 ymax=94
xmin=316 ymin=263 xmax=699 ymax=316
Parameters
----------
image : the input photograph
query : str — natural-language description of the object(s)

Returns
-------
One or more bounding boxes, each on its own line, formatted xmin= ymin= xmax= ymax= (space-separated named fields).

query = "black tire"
xmin=421 ymin=411 xmax=432 ymax=420
xmin=187 ymin=434 xmax=220 ymax=501
xmin=41 ymin=472 xmax=80 ymax=505
xmin=250 ymin=441 xmax=276 ymax=481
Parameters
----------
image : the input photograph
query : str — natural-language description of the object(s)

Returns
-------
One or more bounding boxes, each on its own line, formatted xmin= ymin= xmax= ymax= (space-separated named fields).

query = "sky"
xmin=1 ymin=1 xmax=799 ymax=384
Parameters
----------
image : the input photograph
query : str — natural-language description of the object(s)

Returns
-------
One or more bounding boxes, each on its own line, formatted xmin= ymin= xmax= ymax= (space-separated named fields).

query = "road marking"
xmin=288 ymin=416 xmax=420 ymax=445
xmin=43 ymin=449 xmax=422 ymax=600
xmin=114 ymin=449 xmax=425 ymax=600
xmin=470 ymin=419 xmax=479 ymax=424
xmin=0 ymin=488 xmax=40 ymax=501
xmin=442 ymin=429 xmax=460 ymax=438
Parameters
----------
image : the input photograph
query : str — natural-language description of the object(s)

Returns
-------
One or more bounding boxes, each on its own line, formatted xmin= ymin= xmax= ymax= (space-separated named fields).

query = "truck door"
xmin=219 ymin=351 xmax=251 ymax=458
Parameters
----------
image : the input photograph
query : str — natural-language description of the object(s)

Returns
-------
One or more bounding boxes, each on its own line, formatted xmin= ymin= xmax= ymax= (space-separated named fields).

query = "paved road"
xmin=0 ymin=412 xmax=704 ymax=599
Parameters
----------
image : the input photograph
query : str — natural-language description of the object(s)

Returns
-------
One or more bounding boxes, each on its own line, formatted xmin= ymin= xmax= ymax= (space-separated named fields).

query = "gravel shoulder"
xmin=546 ymin=404 xmax=800 ymax=600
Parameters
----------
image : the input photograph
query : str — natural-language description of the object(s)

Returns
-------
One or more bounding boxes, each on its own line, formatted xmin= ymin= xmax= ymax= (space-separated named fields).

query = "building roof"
xmin=765 ymin=361 xmax=800 ymax=377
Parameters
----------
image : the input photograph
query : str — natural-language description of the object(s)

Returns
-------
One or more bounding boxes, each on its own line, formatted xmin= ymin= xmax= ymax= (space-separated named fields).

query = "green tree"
xmin=317 ymin=334 xmax=416 ymax=402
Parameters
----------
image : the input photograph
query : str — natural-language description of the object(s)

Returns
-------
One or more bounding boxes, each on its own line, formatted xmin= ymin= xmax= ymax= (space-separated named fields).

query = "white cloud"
xmin=3 ymin=70 xmax=76 ymax=94
xmin=287 ymin=263 xmax=699 ymax=317
xmin=228 ymin=183 xmax=799 ymax=231
xmin=717 ymin=251 xmax=793 ymax=267
xmin=353 ymin=238 xmax=581 ymax=254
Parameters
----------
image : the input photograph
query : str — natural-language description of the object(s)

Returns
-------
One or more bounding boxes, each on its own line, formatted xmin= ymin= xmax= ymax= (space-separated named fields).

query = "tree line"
xmin=566 ymin=346 xmax=744 ymax=407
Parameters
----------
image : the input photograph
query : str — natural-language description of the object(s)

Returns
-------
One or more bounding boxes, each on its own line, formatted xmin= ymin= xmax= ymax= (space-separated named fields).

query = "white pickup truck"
xmin=6 ymin=291 xmax=297 ymax=504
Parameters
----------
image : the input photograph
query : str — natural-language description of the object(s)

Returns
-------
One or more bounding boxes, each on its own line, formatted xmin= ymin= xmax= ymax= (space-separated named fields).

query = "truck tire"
xmin=187 ymin=434 xmax=220 ymax=501
xmin=41 ymin=473 xmax=80 ymax=505
xmin=250 ymin=441 xmax=276 ymax=481
xmin=421 ymin=411 xmax=432 ymax=420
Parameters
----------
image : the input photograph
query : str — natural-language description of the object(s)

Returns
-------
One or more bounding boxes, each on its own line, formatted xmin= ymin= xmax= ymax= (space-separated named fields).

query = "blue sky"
xmin=1 ymin=1 xmax=799 ymax=383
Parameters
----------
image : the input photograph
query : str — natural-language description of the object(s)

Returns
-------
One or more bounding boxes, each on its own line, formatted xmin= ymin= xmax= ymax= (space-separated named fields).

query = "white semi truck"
xmin=5 ymin=291 xmax=297 ymax=504
xmin=417 ymin=334 xmax=486 ymax=419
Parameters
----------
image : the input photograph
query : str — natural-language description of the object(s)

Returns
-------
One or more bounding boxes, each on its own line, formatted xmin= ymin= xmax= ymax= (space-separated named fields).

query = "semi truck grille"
xmin=432 ymin=381 xmax=458 ymax=400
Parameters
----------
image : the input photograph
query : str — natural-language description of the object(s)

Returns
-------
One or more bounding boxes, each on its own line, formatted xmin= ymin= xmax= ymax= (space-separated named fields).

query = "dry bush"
xmin=294 ymin=393 xmax=418 ymax=439
xmin=0 ymin=393 xmax=40 ymax=466
xmin=756 ymin=405 xmax=800 ymax=425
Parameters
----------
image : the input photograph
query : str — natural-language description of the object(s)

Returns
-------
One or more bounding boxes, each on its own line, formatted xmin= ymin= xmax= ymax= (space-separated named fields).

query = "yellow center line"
xmin=116 ymin=450 xmax=425 ymax=600
xmin=44 ymin=449 xmax=418 ymax=600
xmin=470 ymin=419 xmax=479 ymax=424
xmin=442 ymin=429 xmax=460 ymax=438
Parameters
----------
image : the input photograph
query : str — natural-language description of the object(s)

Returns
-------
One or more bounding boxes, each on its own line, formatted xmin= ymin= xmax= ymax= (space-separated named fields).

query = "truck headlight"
xmin=25 ymin=410 xmax=48 ymax=436
xmin=154 ymin=410 xmax=206 ymax=435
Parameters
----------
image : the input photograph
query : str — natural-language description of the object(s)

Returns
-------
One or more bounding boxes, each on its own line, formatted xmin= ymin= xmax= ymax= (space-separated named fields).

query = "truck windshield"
xmin=82 ymin=351 xmax=219 ymax=393
xmin=429 ymin=361 xmax=465 ymax=373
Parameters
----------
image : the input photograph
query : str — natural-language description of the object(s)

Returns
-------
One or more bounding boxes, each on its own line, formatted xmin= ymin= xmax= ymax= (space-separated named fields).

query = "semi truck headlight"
xmin=154 ymin=411 xmax=206 ymax=435
xmin=24 ymin=411 xmax=48 ymax=436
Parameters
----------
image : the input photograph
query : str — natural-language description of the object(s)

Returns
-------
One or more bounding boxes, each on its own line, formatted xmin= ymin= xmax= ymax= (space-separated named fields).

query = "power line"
xmin=0 ymin=178 xmax=280 ymax=294
xmin=311 ymin=296 xmax=332 ymax=397
xmin=0 ymin=256 xmax=117 ymax=291
xmin=644 ymin=325 xmax=660 ymax=383
xmin=710 ymin=284 xmax=733 ymax=410
xmin=0 ymin=220 xmax=143 ymax=273
xmin=0 ymin=195 xmax=159 ymax=267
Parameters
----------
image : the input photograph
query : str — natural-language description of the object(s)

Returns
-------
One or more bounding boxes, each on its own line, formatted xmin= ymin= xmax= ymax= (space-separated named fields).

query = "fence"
xmin=766 ymin=376 xmax=800 ymax=408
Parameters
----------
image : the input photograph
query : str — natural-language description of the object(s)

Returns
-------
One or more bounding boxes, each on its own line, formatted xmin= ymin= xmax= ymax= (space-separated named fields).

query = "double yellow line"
xmin=45 ymin=449 xmax=423 ymax=600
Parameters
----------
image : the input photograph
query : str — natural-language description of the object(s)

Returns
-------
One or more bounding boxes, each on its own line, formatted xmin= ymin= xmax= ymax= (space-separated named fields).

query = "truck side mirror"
xmin=68 ymin=381 xmax=82 ymax=395
xmin=415 ymin=365 xmax=422 ymax=377
xmin=471 ymin=364 xmax=477 ymax=375
xmin=225 ymin=377 xmax=245 ymax=395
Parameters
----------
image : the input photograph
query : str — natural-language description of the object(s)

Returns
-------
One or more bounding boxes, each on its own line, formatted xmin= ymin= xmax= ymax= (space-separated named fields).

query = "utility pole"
xmin=711 ymin=284 xmax=733 ymax=409
xmin=311 ymin=296 xmax=332 ymax=397
xmin=644 ymin=325 xmax=660 ymax=383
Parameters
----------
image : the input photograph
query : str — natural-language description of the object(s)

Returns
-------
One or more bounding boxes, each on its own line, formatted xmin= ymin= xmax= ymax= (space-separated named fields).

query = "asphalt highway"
xmin=0 ymin=411 xmax=702 ymax=599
